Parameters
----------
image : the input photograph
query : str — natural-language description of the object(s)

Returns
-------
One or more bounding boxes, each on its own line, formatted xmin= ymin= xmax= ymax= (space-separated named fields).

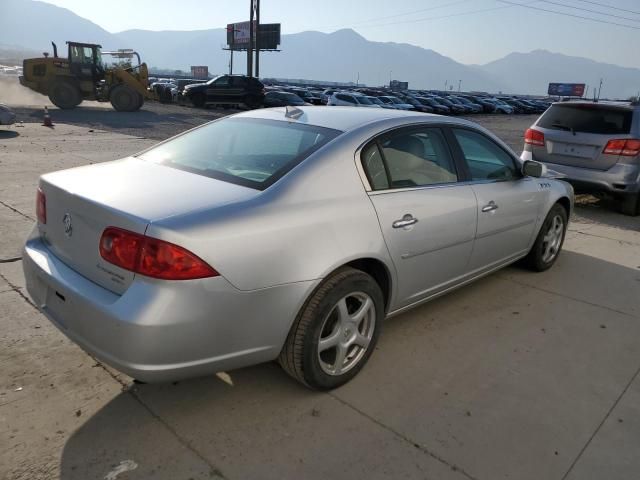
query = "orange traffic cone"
xmin=42 ymin=106 xmax=53 ymax=127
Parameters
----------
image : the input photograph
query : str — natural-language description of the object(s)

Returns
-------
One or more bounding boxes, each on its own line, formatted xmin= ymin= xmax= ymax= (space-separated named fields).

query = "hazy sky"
xmin=40 ymin=0 xmax=640 ymax=67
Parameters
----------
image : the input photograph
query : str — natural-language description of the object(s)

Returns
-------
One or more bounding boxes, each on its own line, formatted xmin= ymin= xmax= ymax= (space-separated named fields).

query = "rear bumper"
xmin=521 ymin=151 xmax=640 ymax=196
xmin=22 ymin=230 xmax=316 ymax=382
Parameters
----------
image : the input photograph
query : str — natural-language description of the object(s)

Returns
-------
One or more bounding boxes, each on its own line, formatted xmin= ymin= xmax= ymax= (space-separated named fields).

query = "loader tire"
xmin=110 ymin=85 xmax=141 ymax=112
xmin=48 ymin=80 xmax=81 ymax=109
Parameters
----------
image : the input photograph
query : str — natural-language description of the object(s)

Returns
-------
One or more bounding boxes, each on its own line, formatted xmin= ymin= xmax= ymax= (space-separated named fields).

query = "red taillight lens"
xmin=99 ymin=227 xmax=218 ymax=280
xmin=36 ymin=188 xmax=46 ymax=224
xmin=100 ymin=227 xmax=144 ymax=271
xmin=524 ymin=128 xmax=545 ymax=147
xmin=603 ymin=139 xmax=640 ymax=157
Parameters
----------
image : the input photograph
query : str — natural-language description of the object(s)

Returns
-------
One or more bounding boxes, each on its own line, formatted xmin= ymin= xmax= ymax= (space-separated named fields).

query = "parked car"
xmin=366 ymin=96 xmax=396 ymax=109
xmin=462 ymin=95 xmax=498 ymax=113
xmin=23 ymin=107 xmax=573 ymax=389
xmin=395 ymin=94 xmax=434 ymax=113
xmin=432 ymin=96 xmax=466 ymax=114
xmin=445 ymin=96 xmax=474 ymax=114
xmin=522 ymin=100 xmax=640 ymax=215
xmin=484 ymin=98 xmax=514 ymax=115
xmin=263 ymin=91 xmax=307 ymax=108
xmin=328 ymin=92 xmax=380 ymax=107
xmin=0 ymin=104 xmax=16 ymax=126
xmin=182 ymin=74 xmax=265 ymax=108
xmin=417 ymin=97 xmax=451 ymax=115
xmin=288 ymin=89 xmax=323 ymax=105
xmin=377 ymin=96 xmax=414 ymax=110
xmin=451 ymin=96 xmax=483 ymax=113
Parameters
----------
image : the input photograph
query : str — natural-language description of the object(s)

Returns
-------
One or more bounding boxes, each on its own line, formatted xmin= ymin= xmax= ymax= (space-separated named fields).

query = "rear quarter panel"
xmin=146 ymin=133 xmax=395 ymax=293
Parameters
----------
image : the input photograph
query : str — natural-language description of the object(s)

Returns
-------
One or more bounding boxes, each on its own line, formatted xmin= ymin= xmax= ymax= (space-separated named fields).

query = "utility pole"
xmin=255 ymin=0 xmax=260 ymax=78
xmin=247 ymin=0 xmax=254 ymax=77
xmin=458 ymin=79 xmax=462 ymax=92
xmin=444 ymin=80 xmax=448 ymax=91
xmin=356 ymin=72 xmax=359 ymax=87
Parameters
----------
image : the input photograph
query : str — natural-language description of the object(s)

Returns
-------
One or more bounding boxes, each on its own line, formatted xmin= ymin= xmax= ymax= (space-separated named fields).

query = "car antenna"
xmin=285 ymin=105 xmax=304 ymax=119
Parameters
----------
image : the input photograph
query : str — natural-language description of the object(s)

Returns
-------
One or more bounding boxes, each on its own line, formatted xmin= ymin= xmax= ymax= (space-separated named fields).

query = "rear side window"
xmin=139 ymin=118 xmax=342 ymax=190
xmin=452 ymin=129 xmax=518 ymax=182
xmin=363 ymin=128 xmax=458 ymax=189
xmin=538 ymin=104 xmax=633 ymax=134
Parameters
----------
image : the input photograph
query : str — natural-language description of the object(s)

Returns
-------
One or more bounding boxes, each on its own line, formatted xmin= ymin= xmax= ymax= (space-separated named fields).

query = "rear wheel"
xmin=48 ymin=80 xmax=81 ymax=109
xmin=523 ymin=203 xmax=568 ymax=271
xmin=279 ymin=267 xmax=383 ymax=390
xmin=110 ymin=85 xmax=141 ymax=112
xmin=244 ymin=94 xmax=261 ymax=109
xmin=619 ymin=193 xmax=640 ymax=216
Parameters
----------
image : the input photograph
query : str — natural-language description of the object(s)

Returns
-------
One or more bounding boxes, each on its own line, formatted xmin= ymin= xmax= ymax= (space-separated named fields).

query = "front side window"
xmin=139 ymin=118 xmax=342 ymax=190
xmin=211 ymin=76 xmax=230 ymax=86
xmin=452 ymin=129 xmax=518 ymax=181
xmin=362 ymin=128 xmax=458 ymax=189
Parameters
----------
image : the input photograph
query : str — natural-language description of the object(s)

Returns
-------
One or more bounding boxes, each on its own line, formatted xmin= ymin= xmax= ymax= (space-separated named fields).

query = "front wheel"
xmin=523 ymin=203 xmax=568 ymax=271
xmin=279 ymin=267 xmax=384 ymax=390
xmin=110 ymin=85 xmax=141 ymax=112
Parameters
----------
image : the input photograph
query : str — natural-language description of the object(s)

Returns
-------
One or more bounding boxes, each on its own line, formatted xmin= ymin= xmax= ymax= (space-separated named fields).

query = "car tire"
xmin=48 ymin=80 xmax=81 ymax=109
xmin=191 ymin=93 xmax=206 ymax=108
xmin=279 ymin=267 xmax=384 ymax=390
xmin=619 ymin=193 xmax=640 ymax=217
xmin=244 ymin=94 xmax=261 ymax=109
xmin=523 ymin=203 xmax=568 ymax=272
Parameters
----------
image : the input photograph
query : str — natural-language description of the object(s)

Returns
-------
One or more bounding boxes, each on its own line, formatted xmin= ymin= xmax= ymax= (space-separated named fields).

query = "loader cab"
xmin=67 ymin=42 xmax=104 ymax=83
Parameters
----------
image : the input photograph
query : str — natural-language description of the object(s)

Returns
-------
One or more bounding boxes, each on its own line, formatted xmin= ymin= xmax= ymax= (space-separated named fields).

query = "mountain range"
xmin=2 ymin=0 xmax=639 ymax=97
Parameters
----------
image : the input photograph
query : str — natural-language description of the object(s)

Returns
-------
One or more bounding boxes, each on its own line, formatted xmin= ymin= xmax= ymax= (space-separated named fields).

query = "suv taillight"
xmin=524 ymin=128 xmax=545 ymax=147
xmin=99 ymin=227 xmax=219 ymax=280
xmin=603 ymin=139 xmax=640 ymax=157
xmin=36 ymin=188 xmax=46 ymax=224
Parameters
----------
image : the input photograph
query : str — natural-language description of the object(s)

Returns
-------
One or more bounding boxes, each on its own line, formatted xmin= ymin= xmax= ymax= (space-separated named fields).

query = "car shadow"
xmin=0 ymin=129 xmax=19 ymax=139
xmin=57 ymin=249 xmax=640 ymax=479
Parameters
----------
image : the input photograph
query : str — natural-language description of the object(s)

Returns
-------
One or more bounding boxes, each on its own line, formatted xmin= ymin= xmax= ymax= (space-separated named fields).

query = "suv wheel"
xmin=244 ymin=94 xmax=261 ymax=109
xmin=191 ymin=93 xmax=206 ymax=108
xmin=279 ymin=267 xmax=383 ymax=390
xmin=619 ymin=193 xmax=640 ymax=216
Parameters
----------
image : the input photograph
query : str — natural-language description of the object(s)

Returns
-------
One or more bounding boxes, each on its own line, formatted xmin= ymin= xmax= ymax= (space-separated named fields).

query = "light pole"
xmin=444 ymin=80 xmax=448 ymax=91
xmin=389 ymin=70 xmax=392 ymax=87
xmin=458 ymin=79 xmax=462 ymax=92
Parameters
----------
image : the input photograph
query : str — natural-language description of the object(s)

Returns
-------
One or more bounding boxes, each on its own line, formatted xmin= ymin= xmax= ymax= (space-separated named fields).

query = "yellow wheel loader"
xmin=20 ymin=41 xmax=153 ymax=111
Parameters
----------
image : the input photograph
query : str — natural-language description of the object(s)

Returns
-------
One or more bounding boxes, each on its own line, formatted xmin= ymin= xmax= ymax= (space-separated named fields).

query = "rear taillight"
xmin=36 ymin=188 xmax=46 ymax=224
xmin=603 ymin=139 xmax=640 ymax=157
xmin=99 ymin=227 xmax=218 ymax=280
xmin=524 ymin=128 xmax=545 ymax=147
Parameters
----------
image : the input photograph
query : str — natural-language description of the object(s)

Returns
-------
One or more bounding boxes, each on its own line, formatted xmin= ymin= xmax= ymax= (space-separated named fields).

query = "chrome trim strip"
xmin=476 ymin=220 xmax=534 ymax=239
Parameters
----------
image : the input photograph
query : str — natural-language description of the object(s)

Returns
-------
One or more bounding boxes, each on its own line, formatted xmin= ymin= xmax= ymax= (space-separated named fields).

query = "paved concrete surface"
xmin=1 ymin=116 xmax=639 ymax=480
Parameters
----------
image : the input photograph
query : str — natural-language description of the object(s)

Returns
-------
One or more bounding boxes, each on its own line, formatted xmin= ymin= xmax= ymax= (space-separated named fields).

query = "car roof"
xmin=552 ymin=100 xmax=637 ymax=110
xmin=233 ymin=106 xmax=466 ymax=132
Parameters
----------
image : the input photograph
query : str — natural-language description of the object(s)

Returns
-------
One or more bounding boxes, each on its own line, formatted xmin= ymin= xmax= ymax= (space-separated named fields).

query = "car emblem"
xmin=62 ymin=213 xmax=73 ymax=237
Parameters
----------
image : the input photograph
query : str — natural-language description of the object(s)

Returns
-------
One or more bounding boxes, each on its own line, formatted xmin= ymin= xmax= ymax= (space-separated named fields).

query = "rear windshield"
xmin=138 ymin=117 xmax=342 ymax=190
xmin=538 ymin=104 xmax=633 ymax=134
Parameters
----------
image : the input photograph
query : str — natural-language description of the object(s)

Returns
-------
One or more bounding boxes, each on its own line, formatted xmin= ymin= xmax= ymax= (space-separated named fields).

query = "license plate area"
xmin=551 ymin=142 xmax=596 ymax=158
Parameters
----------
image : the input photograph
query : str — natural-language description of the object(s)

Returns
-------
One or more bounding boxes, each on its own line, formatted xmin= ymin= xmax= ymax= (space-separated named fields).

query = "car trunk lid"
xmin=38 ymin=158 xmax=259 ymax=294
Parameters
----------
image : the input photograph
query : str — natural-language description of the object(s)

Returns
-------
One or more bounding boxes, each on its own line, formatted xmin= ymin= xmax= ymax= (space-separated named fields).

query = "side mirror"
xmin=522 ymin=160 xmax=544 ymax=178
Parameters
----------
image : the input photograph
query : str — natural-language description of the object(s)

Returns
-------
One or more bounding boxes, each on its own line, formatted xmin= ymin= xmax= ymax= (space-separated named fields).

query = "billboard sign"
xmin=390 ymin=80 xmax=408 ymax=91
xmin=191 ymin=65 xmax=208 ymax=79
xmin=548 ymin=83 xmax=585 ymax=97
xmin=227 ymin=22 xmax=281 ymax=50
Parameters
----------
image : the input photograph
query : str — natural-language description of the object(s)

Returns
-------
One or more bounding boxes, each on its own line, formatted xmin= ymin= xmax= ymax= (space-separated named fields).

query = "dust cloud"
xmin=0 ymin=76 xmax=112 ymax=109
xmin=0 ymin=76 xmax=52 ymax=106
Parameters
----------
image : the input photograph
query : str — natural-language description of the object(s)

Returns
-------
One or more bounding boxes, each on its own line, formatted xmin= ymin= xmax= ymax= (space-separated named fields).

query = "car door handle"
xmin=393 ymin=214 xmax=418 ymax=228
xmin=481 ymin=201 xmax=499 ymax=213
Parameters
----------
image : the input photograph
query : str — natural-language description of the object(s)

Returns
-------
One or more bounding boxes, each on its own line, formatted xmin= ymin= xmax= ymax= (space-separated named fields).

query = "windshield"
xmin=389 ymin=97 xmax=403 ymax=105
xmin=138 ymin=118 xmax=342 ymax=190
xmin=367 ymin=96 xmax=383 ymax=105
xmin=355 ymin=96 xmax=373 ymax=105
xmin=538 ymin=104 xmax=633 ymax=134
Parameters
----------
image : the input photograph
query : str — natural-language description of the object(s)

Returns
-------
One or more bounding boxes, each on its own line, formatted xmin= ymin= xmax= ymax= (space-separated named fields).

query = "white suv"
xmin=328 ymin=92 xmax=381 ymax=108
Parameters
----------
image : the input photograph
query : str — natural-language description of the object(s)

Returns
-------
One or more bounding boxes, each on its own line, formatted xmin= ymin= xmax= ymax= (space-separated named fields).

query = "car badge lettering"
xmin=62 ymin=213 xmax=73 ymax=237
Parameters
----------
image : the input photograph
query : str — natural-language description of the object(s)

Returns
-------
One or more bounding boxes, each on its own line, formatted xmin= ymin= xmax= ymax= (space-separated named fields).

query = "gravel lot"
xmin=1 ymin=99 xmax=639 ymax=480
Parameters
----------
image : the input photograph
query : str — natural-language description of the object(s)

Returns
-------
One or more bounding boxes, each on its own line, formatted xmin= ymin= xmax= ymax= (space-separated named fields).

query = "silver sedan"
xmin=23 ymin=107 xmax=574 ymax=389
